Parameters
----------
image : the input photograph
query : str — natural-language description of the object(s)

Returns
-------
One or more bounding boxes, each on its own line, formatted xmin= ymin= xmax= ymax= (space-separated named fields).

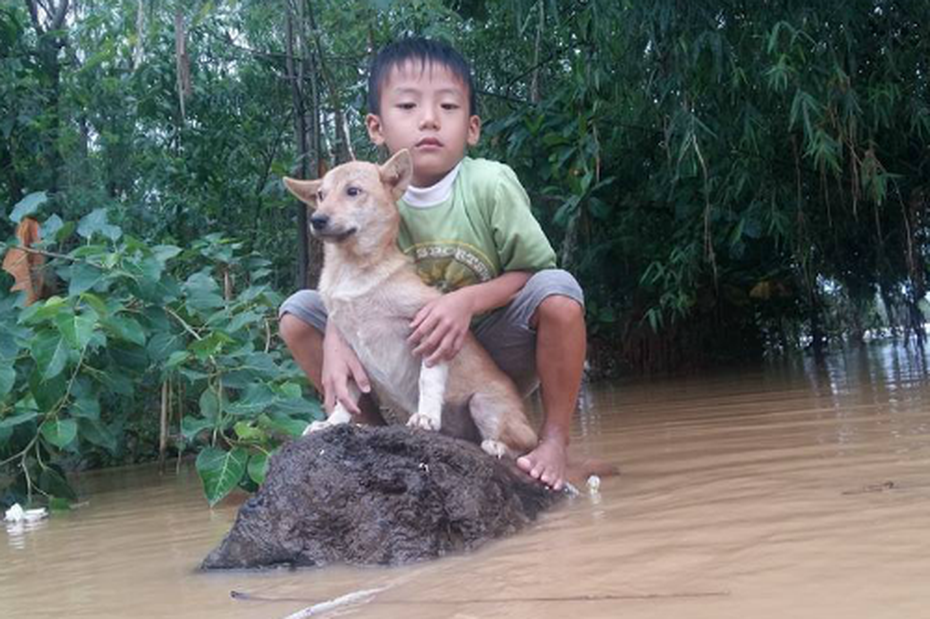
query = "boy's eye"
xmin=346 ymin=186 xmax=362 ymax=197
xmin=397 ymin=102 xmax=416 ymax=110
xmin=441 ymin=103 xmax=460 ymax=110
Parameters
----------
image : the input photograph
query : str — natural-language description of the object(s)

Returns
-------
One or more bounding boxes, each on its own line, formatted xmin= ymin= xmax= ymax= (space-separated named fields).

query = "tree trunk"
xmin=285 ymin=0 xmax=310 ymax=289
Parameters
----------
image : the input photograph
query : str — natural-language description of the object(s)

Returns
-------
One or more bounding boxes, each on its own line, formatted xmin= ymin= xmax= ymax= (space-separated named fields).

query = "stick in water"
xmin=281 ymin=586 xmax=390 ymax=619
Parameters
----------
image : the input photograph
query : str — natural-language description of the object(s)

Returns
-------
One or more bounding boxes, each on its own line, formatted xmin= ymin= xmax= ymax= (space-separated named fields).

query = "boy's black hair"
xmin=367 ymin=37 xmax=477 ymax=116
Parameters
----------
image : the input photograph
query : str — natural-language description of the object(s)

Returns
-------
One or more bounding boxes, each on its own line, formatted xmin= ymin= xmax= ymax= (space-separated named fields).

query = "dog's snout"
xmin=310 ymin=213 xmax=330 ymax=231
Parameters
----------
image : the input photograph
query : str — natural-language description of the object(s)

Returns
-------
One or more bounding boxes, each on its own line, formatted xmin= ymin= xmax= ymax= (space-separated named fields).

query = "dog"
xmin=283 ymin=150 xmax=538 ymax=458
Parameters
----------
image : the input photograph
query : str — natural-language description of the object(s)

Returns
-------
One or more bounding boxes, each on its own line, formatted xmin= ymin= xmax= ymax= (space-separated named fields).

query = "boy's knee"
xmin=279 ymin=313 xmax=313 ymax=344
xmin=535 ymin=294 xmax=584 ymax=328
xmin=278 ymin=289 xmax=327 ymax=337
xmin=525 ymin=269 xmax=584 ymax=328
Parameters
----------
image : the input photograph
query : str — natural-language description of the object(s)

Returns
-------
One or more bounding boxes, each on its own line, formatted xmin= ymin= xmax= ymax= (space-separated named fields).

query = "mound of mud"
xmin=201 ymin=424 xmax=561 ymax=569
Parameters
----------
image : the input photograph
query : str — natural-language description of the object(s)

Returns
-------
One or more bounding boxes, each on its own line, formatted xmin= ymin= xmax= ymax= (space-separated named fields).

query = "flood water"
xmin=4 ymin=343 xmax=930 ymax=619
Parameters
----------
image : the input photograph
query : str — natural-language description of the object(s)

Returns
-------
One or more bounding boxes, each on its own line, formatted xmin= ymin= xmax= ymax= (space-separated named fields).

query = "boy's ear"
xmin=283 ymin=177 xmax=322 ymax=207
xmin=379 ymin=150 xmax=413 ymax=200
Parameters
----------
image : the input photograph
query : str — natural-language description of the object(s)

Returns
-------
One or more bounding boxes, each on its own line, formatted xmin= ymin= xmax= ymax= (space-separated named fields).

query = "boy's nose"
xmin=419 ymin=108 xmax=440 ymax=129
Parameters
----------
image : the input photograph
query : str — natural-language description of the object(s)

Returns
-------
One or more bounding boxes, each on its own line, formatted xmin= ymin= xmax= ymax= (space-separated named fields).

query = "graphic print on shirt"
xmin=406 ymin=241 xmax=495 ymax=293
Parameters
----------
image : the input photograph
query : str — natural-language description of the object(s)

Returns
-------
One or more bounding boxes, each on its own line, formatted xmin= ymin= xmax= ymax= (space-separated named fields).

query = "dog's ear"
xmin=283 ymin=177 xmax=322 ymax=206
xmin=379 ymin=150 xmax=413 ymax=200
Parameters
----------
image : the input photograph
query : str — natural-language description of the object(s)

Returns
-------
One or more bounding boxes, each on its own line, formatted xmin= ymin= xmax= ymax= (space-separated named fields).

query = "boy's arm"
xmin=409 ymin=270 xmax=531 ymax=366
xmin=322 ymin=322 xmax=371 ymax=415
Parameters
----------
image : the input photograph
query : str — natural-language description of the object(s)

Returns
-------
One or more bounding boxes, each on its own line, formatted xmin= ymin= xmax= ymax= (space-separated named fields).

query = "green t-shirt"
xmin=397 ymin=157 xmax=556 ymax=294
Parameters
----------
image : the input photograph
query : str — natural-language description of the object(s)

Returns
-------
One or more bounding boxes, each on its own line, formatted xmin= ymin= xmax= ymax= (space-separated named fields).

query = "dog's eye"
xmin=316 ymin=190 xmax=324 ymax=201
xmin=346 ymin=186 xmax=362 ymax=197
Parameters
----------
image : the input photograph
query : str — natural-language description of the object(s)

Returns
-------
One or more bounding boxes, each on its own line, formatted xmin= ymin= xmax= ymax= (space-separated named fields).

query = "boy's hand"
xmin=408 ymin=288 xmax=476 ymax=366
xmin=322 ymin=325 xmax=371 ymax=415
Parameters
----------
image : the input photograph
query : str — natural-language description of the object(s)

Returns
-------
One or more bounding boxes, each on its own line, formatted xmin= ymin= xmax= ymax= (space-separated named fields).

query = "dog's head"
xmin=283 ymin=150 xmax=413 ymax=256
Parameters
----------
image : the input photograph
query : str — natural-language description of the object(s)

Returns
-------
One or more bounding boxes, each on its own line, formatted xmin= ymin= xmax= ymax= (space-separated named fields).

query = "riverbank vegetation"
xmin=2 ymin=0 xmax=928 ymax=505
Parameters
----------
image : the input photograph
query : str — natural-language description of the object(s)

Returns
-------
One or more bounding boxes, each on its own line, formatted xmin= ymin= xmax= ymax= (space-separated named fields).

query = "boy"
xmin=279 ymin=38 xmax=585 ymax=491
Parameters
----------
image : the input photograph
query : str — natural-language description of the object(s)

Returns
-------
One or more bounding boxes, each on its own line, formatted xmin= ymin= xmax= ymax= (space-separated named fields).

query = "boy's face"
xmin=366 ymin=61 xmax=481 ymax=188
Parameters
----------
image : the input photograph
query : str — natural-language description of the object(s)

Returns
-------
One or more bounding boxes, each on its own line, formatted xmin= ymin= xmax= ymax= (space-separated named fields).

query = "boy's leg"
xmin=473 ymin=270 xmax=585 ymax=489
xmin=278 ymin=290 xmax=385 ymax=426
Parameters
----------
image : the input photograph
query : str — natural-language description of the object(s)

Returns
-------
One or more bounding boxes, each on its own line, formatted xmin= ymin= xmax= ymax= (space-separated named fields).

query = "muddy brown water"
xmin=4 ymin=344 xmax=930 ymax=618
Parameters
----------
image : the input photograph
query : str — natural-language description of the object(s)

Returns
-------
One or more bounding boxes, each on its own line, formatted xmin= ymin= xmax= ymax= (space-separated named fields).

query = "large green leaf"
xmin=54 ymin=311 xmax=97 ymax=350
xmin=196 ymin=447 xmax=248 ymax=506
xmin=30 ymin=330 xmax=70 ymax=381
xmin=69 ymin=262 xmax=105 ymax=296
xmin=77 ymin=208 xmax=122 ymax=241
xmin=10 ymin=192 xmax=47 ymax=223
xmin=226 ymin=383 xmax=276 ymax=416
xmin=41 ymin=418 xmax=78 ymax=449
xmin=102 ymin=315 xmax=146 ymax=346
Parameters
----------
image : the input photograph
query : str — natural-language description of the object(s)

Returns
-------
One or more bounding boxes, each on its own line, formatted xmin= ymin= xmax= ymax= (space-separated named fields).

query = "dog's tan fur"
xmin=284 ymin=150 xmax=537 ymax=457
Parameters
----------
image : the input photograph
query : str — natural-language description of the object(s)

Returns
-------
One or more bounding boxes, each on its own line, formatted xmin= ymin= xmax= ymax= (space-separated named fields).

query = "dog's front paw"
xmin=407 ymin=412 xmax=440 ymax=432
xmin=302 ymin=419 xmax=334 ymax=436
xmin=481 ymin=439 xmax=508 ymax=458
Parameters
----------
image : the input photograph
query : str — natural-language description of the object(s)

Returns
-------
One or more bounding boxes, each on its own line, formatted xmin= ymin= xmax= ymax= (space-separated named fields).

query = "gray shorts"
xmin=278 ymin=269 xmax=584 ymax=396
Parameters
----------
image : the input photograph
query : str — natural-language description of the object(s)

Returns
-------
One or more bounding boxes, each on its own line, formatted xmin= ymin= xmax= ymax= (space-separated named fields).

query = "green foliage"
xmin=0 ymin=209 xmax=321 ymax=508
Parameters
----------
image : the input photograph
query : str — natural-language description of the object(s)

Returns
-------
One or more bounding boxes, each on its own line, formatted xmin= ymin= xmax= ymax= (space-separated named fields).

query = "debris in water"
xmin=4 ymin=503 xmax=48 ymax=523
xmin=281 ymin=586 xmax=389 ymax=618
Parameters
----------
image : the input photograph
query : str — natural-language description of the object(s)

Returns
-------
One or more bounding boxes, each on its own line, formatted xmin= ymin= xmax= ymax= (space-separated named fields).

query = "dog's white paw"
xmin=302 ymin=419 xmax=334 ymax=436
xmin=407 ymin=412 xmax=440 ymax=432
xmin=481 ymin=439 xmax=507 ymax=458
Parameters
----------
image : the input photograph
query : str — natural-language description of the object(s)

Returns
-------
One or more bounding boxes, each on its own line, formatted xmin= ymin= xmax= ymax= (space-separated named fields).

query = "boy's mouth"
xmin=415 ymin=137 xmax=443 ymax=149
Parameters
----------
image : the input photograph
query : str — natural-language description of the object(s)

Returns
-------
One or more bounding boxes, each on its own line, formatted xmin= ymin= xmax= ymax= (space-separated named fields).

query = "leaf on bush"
xmin=259 ymin=412 xmax=308 ymax=437
xmin=30 ymin=370 xmax=67 ymax=413
xmin=31 ymin=330 xmax=69 ymax=381
xmin=77 ymin=208 xmax=122 ymax=241
xmin=233 ymin=421 xmax=267 ymax=442
xmin=41 ymin=214 xmax=64 ymax=240
xmin=69 ymin=262 xmax=105 ymax=296
xmin=79 ymin=292 xmax=110 ymax=317
xmin=71 ymin=395 xmax=101 ymax=420
xmin=165 ymin=350 xmax=190 ymax=369
xmin=55 ymin=311 xmax=97 ymax=350
xmin=199 ymin=388 xmax=219 ymax=420
xmin=226 ymin=383 xmax=276 ymax=416
xmin=41 ymin=418 xmax=78 ymax=449
xmin=181 ymin=415 xmax=214 ymax=440
xmin=0 ymin=410 xmax=38 ymax=429
xmin=78 ymin=418 xmax=118 ymax=454
xmin=38 ymin=465 xmax=78 ymax=501
xmin=153 ymin=244 xmax=182 ymax=263
xmin=189 ymin=331 xmax=233 ymax=360
xmin=247 ymin=452 xmax=269 ymax=485
xmin=0 ymin=365 xmax=14 ymax=399
xmin=2 ymin=217 xmax=45 ymax=305
xmin=102 ymin=315 xmax=146 ymax=346
xmin=196 ymin=446 xmax=248 ymax=506
xmin=10 ymin=192 xmax=48 ymax=223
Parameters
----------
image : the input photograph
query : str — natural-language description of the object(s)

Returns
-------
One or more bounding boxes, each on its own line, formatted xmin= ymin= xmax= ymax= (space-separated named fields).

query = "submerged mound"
xmin=201 ymin=424 xmax=561 ymax=569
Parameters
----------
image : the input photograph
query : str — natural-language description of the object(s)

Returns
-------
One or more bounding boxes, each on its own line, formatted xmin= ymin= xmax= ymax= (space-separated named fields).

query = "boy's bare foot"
xmin=517 ymin=438 xmax=567 ymax=491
